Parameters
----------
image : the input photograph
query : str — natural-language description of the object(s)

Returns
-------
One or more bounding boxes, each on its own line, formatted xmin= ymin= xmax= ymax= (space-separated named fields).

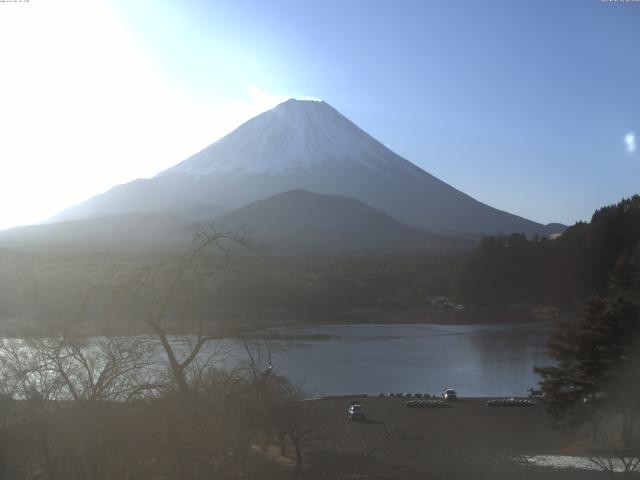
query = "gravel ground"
xmin=303 ymin=396 xmax=635 ymax=480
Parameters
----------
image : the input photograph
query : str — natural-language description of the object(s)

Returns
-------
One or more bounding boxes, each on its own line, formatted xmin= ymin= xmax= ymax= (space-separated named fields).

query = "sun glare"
xmin=0 ymin=1 xmax=297 ymax=230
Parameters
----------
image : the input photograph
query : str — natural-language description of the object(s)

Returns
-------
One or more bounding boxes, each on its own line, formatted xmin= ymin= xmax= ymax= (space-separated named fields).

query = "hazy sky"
xmin=0 ymin=0 xmax=638 ymax=229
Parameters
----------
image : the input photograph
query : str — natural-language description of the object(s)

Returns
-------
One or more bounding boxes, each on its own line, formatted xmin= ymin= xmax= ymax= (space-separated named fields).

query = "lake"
xmin=1 ymin=321 xmax=553 ymax=398
xmin=256 ymin=322 xmax=552 ymax=397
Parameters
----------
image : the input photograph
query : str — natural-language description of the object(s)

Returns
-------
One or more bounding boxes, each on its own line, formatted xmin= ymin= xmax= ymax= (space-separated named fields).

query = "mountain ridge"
xmin=213 ymin=189 xmax=472 ymax=254
xmin=158 ymin=99 xmax=423 ymax=178
xmin=51 ymin=99 xmax=564 ymax=236
xmin=1 ymin=189 xmax=473 ymax=254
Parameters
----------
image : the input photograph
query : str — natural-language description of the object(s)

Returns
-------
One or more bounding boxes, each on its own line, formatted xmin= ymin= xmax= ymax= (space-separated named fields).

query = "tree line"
xmin=0 ymin=248 xmax=464 ymax=332
xmin=454 ymin=195 xmax=640 ymax=307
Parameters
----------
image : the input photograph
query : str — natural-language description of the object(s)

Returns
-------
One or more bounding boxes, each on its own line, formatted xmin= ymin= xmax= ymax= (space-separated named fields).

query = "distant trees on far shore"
xmin=454 ymin=195 xmax=640 ymax=307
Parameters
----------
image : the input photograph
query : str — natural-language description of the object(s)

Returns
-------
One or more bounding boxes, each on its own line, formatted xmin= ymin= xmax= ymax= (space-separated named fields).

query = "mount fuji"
xmin=52 ymin=99 xmax=560 ymax=237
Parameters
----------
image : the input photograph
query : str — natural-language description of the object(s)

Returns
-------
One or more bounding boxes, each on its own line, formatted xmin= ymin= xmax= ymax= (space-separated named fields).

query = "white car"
xmin=443 ymin=389 xmax=457 ymax=401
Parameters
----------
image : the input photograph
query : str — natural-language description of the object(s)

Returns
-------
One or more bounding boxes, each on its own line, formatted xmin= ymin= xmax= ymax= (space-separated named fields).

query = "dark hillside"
xmin=454 ymin=195 xmax=640 ymax=305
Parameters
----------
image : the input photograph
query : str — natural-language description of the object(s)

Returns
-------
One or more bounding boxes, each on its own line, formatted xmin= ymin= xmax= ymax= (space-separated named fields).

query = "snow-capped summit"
xmin=51 ymin=99 xmax=563 ymax=237
xmin=159 ymin=99 xmax=417 ymax=178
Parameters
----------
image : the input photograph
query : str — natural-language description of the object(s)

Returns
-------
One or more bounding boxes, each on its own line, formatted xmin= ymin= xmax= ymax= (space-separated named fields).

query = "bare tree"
xmin=101 ymin=222 xmax=258 ymax=398
xmin=582 ymin=411 xmax=640 ymax=480
xmin=0 ymin=331 xmax=156 ymax=480
xmin=254 ymin=378 xmax=326 ymax=478
xmin=0 ymin=224 xmax=352 ymax=480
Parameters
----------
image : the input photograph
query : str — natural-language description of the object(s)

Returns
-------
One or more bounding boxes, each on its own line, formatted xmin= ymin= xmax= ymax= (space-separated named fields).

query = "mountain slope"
xmin=53 ymin=99 xmax=563 ymax=236
xmin=0 ymin=213 xmax=191 ymax=250
xmin=214 ymin=189 xmax=471 ymax=254
xmin=0 ymin=191 xmax=472 ymax=254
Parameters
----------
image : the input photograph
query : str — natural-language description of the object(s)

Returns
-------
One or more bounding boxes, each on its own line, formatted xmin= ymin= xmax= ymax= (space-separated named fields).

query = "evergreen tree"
xmin=604 ymin=246 xmax=640 ymax=447
xmin=535 ymin=244 xmax=640 ymax=445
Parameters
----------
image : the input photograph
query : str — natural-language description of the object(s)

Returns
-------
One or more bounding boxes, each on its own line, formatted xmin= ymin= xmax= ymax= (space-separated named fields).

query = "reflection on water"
xmin=262 ymin=323 xmax=552 ymax=397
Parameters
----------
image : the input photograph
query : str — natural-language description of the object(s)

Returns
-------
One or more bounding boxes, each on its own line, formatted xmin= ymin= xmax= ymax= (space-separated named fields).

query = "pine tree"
xmin=535 ymin=244 xmax=640 ymax=445
xmin=604 ymin=246 xmax=640 ymax=447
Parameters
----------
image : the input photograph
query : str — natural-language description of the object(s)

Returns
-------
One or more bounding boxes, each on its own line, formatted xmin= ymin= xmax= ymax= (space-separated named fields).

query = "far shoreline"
xmin=0 ymin=305 xmax=563 ymax=338
xmin=299 ymin=305 xmax=565 ymax=326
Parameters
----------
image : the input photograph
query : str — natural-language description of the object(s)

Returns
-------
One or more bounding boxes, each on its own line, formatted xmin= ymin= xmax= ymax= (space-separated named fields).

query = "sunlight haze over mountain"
xmin=0 ymin=0 xmax=638 ymax=230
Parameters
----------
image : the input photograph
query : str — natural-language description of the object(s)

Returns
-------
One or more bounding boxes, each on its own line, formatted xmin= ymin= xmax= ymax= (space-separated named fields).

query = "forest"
xmin=0 ymin=247 xmax=465 ymax=334
xmin=454 ymin=195 xmax=640 ymax=308
xmin=0 ymin=196 xmax=638 ymax=333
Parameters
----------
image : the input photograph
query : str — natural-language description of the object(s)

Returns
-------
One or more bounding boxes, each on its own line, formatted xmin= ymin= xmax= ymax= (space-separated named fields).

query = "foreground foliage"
xmin=535 ymin=245 xmax=640 ymax=478
xmin=0 ymin=225 xmax=344 ymax=480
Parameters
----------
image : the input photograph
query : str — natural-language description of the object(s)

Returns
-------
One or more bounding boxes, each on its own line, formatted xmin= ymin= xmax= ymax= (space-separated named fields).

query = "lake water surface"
xmin=3 ymin=322 xmax=553 ymax=398
xmin=260 ymin=322 xmax=552 ymax=397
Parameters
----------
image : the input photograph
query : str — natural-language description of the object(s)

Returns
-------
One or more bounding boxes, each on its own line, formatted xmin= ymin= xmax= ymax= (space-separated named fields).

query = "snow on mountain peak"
xmin=158 ymin=99 xmax=411 ymax=178
xmin=294 ymin=95 xmax=323 ymax=102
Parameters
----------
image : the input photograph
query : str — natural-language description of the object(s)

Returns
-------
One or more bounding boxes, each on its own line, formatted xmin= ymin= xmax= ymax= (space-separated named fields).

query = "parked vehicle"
xmin=527 ymin=388 xmax=544 ymax=399
xmin=347 ymin=404 xmax=367 ymax=421
xmin=443 ymin=388 xmax=457 ymax=401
